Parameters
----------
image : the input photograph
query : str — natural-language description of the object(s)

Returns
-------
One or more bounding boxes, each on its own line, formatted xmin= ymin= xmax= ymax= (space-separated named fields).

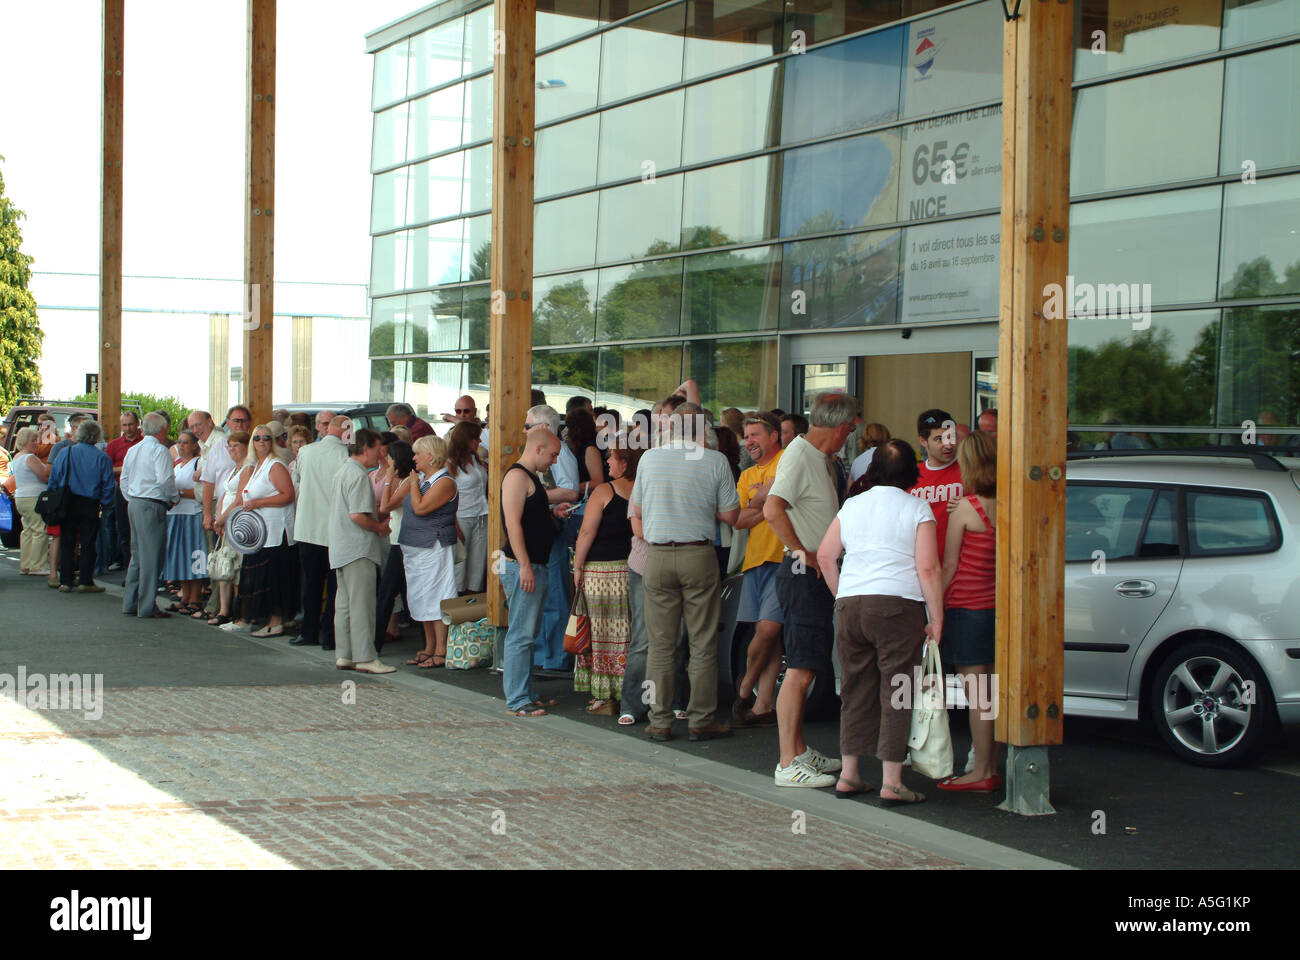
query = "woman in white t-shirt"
xmin=163 ymin=430 xmax=207 ymax=613
xmin=817 ymin=439 xmax=944 ymax=805
xmin=8 ymin=426 xmax=52 ymax=575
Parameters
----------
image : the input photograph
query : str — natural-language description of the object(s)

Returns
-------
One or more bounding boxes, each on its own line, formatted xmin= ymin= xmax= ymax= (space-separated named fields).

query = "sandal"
xmin=407 ymin=652 xmax=435 ymax=666
xmin=585 ymin=699 xmax=617 ymax=716
xmin=835 ymin=778 xmax=873 ymax=799
xmin=533 ymin=698 xmax=558 ymax=709
xmin=617 ymin=713 xmax=636 ymax=725
xmin=191 ymin=607 xmax=209 ymax=619
xmin=419 ymin=656 xmax=445 ymax=669
xmin=508 ymin=705 xmax=547 ymax=717
xmin=167 ymin=601 xmax=188 ymax=613
xmin=208 ymin=615 xmax=232 ymax=626
xmin=250 ymin=625 xmax=285 ymax=638
xmin=880 ymin=784 xmax=925 ymax=805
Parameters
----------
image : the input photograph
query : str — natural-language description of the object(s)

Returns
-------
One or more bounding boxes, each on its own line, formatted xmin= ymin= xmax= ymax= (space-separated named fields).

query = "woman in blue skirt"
xmin=164 ymin=430 xmax=207 ymax=615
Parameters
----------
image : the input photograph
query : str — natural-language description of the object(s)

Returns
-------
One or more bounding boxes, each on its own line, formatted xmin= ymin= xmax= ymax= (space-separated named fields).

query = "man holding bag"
xmin=816 ymin=439 xmax=945 ymax=804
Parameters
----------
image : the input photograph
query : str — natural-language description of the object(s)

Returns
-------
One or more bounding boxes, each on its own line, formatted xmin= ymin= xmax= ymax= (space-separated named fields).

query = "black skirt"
xmin=237 ymin=536 xmax=300 ymax=620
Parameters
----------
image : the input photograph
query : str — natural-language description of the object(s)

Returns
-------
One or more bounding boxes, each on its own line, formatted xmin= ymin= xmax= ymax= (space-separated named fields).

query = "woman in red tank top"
xmin=937 ymin=430 xmax=1001 ymax=792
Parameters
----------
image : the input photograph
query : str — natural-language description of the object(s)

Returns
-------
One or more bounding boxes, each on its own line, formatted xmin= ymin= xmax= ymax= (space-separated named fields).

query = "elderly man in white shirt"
xmin=292 ymin=415 xmax=351 ymax=649
xmin=121 ymin=411 xmax=180 ymax=619
xmin=191 ymin=407 xmax=239 ymax=617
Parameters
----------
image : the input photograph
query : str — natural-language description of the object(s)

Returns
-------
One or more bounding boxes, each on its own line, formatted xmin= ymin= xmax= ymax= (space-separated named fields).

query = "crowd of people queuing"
xmin=3 ymin=388 xmax=1002 ymax=802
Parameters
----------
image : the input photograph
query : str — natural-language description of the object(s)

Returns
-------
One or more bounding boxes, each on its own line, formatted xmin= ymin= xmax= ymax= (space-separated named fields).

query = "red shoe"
xmin=936 ymin=775 xmax=1002 ymax=793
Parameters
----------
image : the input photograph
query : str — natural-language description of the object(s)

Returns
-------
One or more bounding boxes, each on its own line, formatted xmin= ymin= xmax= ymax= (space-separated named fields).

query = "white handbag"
xmin=907 ymin=640 xmax=954 ymax=780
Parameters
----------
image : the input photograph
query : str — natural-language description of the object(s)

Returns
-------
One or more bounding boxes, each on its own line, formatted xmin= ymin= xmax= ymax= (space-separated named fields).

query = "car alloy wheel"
xmin=1151 ymin=641 xmax=1269 ymax=767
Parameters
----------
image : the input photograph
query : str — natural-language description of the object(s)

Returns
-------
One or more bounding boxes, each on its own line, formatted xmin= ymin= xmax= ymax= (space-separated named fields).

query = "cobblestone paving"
xmin=0 ymin=684 xmax=967 ymax=869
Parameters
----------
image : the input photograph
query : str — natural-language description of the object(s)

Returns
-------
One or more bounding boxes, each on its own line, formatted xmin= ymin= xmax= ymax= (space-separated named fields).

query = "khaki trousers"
xmin=334 ymin=558 xmax=379 ymax=664
xmin=643 ymin=544 xmax=719 ymax=728
xmin=16 ymin=497 xmax=48 ymax=572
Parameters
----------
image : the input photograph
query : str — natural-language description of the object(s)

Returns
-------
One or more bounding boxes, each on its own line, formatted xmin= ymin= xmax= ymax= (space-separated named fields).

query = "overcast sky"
xmin=0 ymin=0 xmax=422 ymax=281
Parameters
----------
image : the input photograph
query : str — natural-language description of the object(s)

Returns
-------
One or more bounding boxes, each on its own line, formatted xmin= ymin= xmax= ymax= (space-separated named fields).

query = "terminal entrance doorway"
xmin=787 ymin=323 xmax=999 ymax=439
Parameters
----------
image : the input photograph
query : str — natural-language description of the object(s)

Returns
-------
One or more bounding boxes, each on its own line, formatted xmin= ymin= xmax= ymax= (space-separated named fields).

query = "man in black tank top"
xmin=500 ymin=427 xmax=562 ymax=717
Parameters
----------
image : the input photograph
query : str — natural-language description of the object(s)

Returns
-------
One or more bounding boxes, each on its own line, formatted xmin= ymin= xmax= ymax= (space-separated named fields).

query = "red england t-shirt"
xmin=908 ymin=458 xmax=963 ymax=562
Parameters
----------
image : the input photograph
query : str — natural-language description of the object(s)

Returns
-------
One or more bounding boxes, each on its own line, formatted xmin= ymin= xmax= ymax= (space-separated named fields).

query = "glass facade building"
xmin=366 ymin=0 xmax=1300 ymax=444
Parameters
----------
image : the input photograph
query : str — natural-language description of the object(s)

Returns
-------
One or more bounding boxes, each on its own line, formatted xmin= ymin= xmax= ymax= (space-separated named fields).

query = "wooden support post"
xmin=243 ymin=0 xmax=276 ymax=427
xmin=487 ymin=0 xmax=537 ymax=628
xmin=98 ymin=0 xmax=124 ymax=438
xmin=994 ymin=0 xmax=1073 ymax=814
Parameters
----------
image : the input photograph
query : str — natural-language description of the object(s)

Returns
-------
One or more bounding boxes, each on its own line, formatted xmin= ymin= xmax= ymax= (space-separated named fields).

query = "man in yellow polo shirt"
xmin=731 ymin=412 xmax=785 ymax=726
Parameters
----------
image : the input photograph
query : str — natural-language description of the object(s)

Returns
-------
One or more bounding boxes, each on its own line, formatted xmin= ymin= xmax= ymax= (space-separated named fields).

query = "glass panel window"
xmin=407 ymin=152 xmax=464 ymax=226
xmin=536 ymin=35 xmax=602 ymax=123
xmin=408 ymin=19 xmax=465 ymax=96
xmin=1222 ymin=0 xmax=1300 ymax=48
xmin=462 ymin=73 xmax=494 ymax=144
xmin=1139 ymin=489 xmax=1179 ymax=558
xmin=682 ymin=246 xmax=781 ymax=334
xmin=371 ymin=168 xmax=411 ymax=234
xmin=1068 ymin=309 xmax=1219 ymax=428
xmin=683 ymin=155 xmax=776 ymax=247
xmin=462 ymin=215 xmax=492 ymax=282
xmin=1222 ymin=45 xmax=1300 ymax=177
xmin=598 ymin=343 xmax=684 ymax=408
xmin=462 ymin=4 xmax=497 ymax=74
xmin=783 ymin=0 xmax=902 ymax=48
xmin=1069 ymin=186 xmax=1222 ymax=306
xmin=408 ymin=290 xmax=463 ymax=353
xmin=1065 ymin=485 xmax=1153 ymax=562
xmin=1074 ymin=0 xmax=1221 ymax=81
xmin=535 ymin=192 xmax=601 ymax=272
xmin=682 ymin=63 xmax=779 ymax=165
xmin=780 ymin=229 xmax=902 ymax=329
xmin=538 ymin=0 xmax=603 ymax=49
xmin=596 ymin=258 xmax=685 ymax=340
xmin=781 ymin=27 xmax=904 ymax=144
xmin=1187 ymin=492 xmax=1280 ymax=556
xmin=371 ymin=232 xmax=407 ymax=297
xmin=1070 ymin=62 xmax=1222 ymax=197
xmin=595 ymin=177 xmax=684 ymax=263
xmin=900 ymin=214 xmax=1000 ymax=324
xmin=901 ymin=106 xmax=1003 ymax=220
xmin=370 ymin=295 xmax=406 ymax=355
xmin=406 ymin=220 xmax=464 ymax=290
xmin=599 ymin=5 xmax=687 ymax=104
xmin=372 ymin=40 xmax=409 ymax=109
xmin=461 ymin=144 xmax=493 ymax=213
xmin=686 ymin=336 xmax=779 ymax=413
xmin=597 ymin=90 xmax=684 ymax=185
xmin=1217 ymin=303 xmax=1300 ymax=434
xmin=901 ymin=1 xmax=1003 ymax=118
xmin=407 ymin=84 xmax=465 ymax=161
xmin=371 ymin=359 xmax=397 ymax=401
xmin=461 ymin=284 xmax=491 ymax=351
xmin=533 ymin=271 xmax=599 ymax=346
xmin=372 ymin=103 xmax=409 ymax=171
xmin=781 ymin=131 xmax=901 ymax=237
xmin=684 ymin=0 xmax=782 ymax=78
xmin=535 ymin=348 xmax=598 ymax=397
xmin=602 ymin=0 xmax=670 ymax=21
xmin=537 ymin=115 xmax=600 ymax=197
xmin=1219 ymin=175 xmax=1300 ymax=300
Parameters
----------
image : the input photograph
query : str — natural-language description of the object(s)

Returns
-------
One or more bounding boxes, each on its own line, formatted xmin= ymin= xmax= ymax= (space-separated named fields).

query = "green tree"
xmin=75 ymin=391 xmax=193 ymax=442
xmin=0 ymin=159 xmax=44 ymax=411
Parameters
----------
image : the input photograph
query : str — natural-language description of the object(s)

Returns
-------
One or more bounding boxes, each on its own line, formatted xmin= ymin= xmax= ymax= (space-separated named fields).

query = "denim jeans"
xmin=534 ymin=536 xmax=571 ymax=669
xmin=502 ymin=559 xmax=549 ymax=711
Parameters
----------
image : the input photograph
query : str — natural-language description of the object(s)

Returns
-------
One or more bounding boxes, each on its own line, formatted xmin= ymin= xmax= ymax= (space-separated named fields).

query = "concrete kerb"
xmin=94 ymin=575 xmax=1067 ymax=869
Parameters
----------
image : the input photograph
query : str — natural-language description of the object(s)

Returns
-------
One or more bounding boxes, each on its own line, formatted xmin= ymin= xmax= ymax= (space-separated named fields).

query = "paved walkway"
xmin=0 ymin=553 xmax=1056 ymax=870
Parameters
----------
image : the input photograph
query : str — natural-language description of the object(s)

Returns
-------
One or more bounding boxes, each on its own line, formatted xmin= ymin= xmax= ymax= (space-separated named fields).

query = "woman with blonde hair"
xmin=222 ymin=423 xmax=298 ymax=637
xmin=381 ymin=433 xmax=458 ymax=667
xmin=7 ymin=426 xmax=52 ymax=575
xmin=937 ymin=429 xmax=1001 ymax=793
xmin=163 ymin=430 xmax=206 ymax=614
xmin=208 ymin=431 xmax=250 ymax=626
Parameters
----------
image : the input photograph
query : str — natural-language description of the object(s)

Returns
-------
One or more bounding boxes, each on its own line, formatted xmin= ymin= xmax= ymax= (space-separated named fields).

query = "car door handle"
xmin=1114 ymin=579 xmax=1156 ymax=598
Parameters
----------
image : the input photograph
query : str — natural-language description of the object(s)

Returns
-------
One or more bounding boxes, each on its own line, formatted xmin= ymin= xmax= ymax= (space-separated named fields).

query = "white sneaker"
xmin=355 ymin=659 xmax=396 ymax=675
xmin=219 ymin=621 xmax=251 ymax=633
xmin=795 ymin=746 xmax=842 ymax=775
xmin=965 ymin=746 xmax=975 ymax=774
xmin=775 ymin=759 xmax=836 ymax=788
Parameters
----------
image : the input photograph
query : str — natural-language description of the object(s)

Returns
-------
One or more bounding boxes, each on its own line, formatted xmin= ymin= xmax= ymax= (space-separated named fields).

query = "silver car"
xmin=1065 ymin=450 xmax=1300 ymax=766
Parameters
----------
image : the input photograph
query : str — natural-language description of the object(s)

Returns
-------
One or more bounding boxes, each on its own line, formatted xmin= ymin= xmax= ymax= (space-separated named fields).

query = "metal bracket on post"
xmin=997 ymin=745 xmax=1055 ymax=815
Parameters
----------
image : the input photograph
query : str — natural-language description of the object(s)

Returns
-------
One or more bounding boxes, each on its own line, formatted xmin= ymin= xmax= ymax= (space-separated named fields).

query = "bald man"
xmin=441 ymin=395 xmax=478 ymax=425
